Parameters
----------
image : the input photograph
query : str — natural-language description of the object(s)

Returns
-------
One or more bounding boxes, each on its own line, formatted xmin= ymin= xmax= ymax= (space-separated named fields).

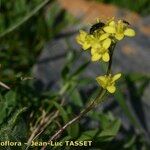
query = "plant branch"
xmin=107 ymin=43 xmax=116 ymax=74
xmin=41 ymin=89 xmax=106 ymax=150
xmin=0 ymin=81 xmax=10 ymax=90
xmin=41 ymin=43 xmax=116 ymax=150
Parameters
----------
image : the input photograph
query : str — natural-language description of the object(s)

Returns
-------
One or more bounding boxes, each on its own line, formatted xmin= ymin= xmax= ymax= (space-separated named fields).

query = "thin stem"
xmin=25 ymin=76 xmax=72 ymax=149
xmin=0 ymin=81 xmax=10 ymax=90
xmin=41 ymin=43 xmax=117 ymax=150
xmin=41 ymin=90 xmax=106 ymax=150
xmin=25 ymin=94 xmax=67 ymax=149
xmin=25 ymin=110 xmax=59 ymax=150
xmin=107 ymin=43 xmax=116 ymax=75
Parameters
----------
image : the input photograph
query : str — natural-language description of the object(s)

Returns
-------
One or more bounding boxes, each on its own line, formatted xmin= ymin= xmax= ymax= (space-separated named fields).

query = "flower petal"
xmin=102 ymin=52 xmax=110 ymax=62
xmin=96 ymin=76 xmax=107 ymax=88
xmin=112 ymin=73 xmax=121 ymax=81
xmin=102 ymin=38 xmax=111 ymax=49
xmin=124 ymin=28 xmax=135 ymax=37
xmin=82 ymin=43 xmax=91 ymax=50
xmin=103 ymin=26 xmax=116 ymax=33
xmin=96 ymin=76 xmax=106 ymax=82
xmin=109 ymin=21 xmax=115 ymax=26
xmin=76 ymin=35 xmax=82 ymax=45
xmin=91 ymin=53 xmax=101 ymax=61
xmin=115 ymin=33 xmax=124 ymax=40
xmin=92 ymin=42 xmax=101 ymax=49
xmin=76 ymin=30 xmax=86 ymax=41
xmin=99 ymin=33 xmax=109 ymax=41
xmin=107 ymin=85 xmax=116 ymax=93
xmin=91 ymin=48 xmax=97 ymax=55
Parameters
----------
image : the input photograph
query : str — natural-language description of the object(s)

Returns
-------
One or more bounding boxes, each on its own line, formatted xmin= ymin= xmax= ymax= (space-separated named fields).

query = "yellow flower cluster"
xmin=76 ymin=18 xmax=135 ymax=62
xmin=103 ymin=20 xmax=135 ymax=40
xmin=76 ymin=30 xmax=111 ymax=62
xmin=76 ymin=18 xmax=135 ymax=93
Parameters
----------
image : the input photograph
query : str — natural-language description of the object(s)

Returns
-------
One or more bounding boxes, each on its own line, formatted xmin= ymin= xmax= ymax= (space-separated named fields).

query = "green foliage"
xmin=0 ymin=0 xmax=150 ymax=150
xmin=95 ymin=0 xmax=150 ymax=16
xmin=0 ymin=106 xmax=27 ymax=150
xmin=0 ymin=0 xmax=76 ymax=82
xmin=78 ymin=112 xmax=121 ymax=143
xmin=0 ymin=91 xmax=16 ymax=124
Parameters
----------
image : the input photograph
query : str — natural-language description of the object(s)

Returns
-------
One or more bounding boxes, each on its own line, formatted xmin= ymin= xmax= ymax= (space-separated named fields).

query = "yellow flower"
xmin=99 ymin=33 xmax=110 ymax=41
xmin=76 ymin=30 xmax=93 ymax=50
xmin=103 ymin=20 xmax=135 ymax=40
xmin=91 ymin=38 xmax=111 ymax=62
xmin=96 ymin=73 xmax=121 ymax=93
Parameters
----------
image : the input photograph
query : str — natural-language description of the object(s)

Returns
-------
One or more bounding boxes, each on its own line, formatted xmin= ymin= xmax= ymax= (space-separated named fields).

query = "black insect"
xmin=122 ymin=20 xmax=130 ymax=25
xmin=89 ymin=22 xmax=105 ymax=34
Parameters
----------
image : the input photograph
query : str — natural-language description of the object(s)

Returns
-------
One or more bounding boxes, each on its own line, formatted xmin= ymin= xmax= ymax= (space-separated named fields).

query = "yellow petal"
xmin=79 ymin=30 xmax=87 ymax=36
xmin=107 ymin=85 xmax=116 ymax=93
xmin=76 ymin=35 xmax=82 ymax=44
xmin=115 ymin=33 xmax=124 ymax=40
xmin=91 ymin=53 xmax=101 ymax=61
xmin=82 ymin=43 xmax=91 ymax=50
xmin=109 ymin=21 xmax=115 ymax=26
xmin=76 ymin=31 xmax=87 ymax=45
xmin=96 ymin=76 xmax=105 ymax=82
xmin=112 ymin=73 xmax=121 ymax=81
xmin=91 ymin=48 xmax=97 ymax=55
xmin=102 ymin=38 xmax=111 ymax=49
xmin=103 ymin=26 xmax=116 ymax=33
xmin=96 ymin=76 xmax=107 ymax=88
xmin=124 ymin=28 xmax=135 ymax=37
xmin=92 ymin=42 xmax=101 ymax=49
xmin=102 ymin=52 xmax=110 ymax=62
xmin=78 ymin=30 xmax=86 ymax=39
xmin=99 ymin=33 xmax=109 ymax=41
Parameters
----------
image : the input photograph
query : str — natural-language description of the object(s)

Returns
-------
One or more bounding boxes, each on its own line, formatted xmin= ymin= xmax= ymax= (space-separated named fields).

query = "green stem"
xmin=41 ymin=89 xmax=106 ymax=150
xmin=107 ymin=43 xmax=116 ymax=75
xmin=41 ymin=43 xmax=117 ymax=150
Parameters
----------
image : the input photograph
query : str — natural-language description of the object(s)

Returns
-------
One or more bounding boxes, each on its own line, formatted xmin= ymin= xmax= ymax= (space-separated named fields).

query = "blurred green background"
xmin=96 ymin=0 xmax=150 ymax=16
xmin=0 ymin=0 xmax=150 ymax=150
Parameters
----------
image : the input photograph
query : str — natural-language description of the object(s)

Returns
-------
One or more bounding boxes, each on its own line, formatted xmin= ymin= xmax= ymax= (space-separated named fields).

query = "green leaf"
xmin=98 ymin=119 xmax=121 ymax=142
xmin=137 ymin=78 xmax=150 ymax=96
xmin=59 ymin=135 xmax=72 ymax=144
xmin=71 ymin=61 xmax=90 ymax=77
xmin=114 ymin=89 xmax=140 ymax=129
xmin=0 ymin=0 xmax=52 ymax=38
xmin=126 ymin=73 xmax=150 ymax=82
xmin=0 ymin=107 xmax=27 ymax=141
xmin=53 ymin=101 xmax=69 ymax=123
xmin=5 ymin=91 xmax=16 ymax=106
xmin=88 ymin=111 xmax=121 ymax=142
xmin=61 ymin=65 xmax=70 ymax=80
xmin=98 ymin=113 xmax=112 ymax=130
xmin=66 ymin=107 xmax=79 ymax=138
xmin=124 ymin=135 xmax=136 ymax=148
xmin=66 ymin=50 xmax=77 ymax=64
xmin=78 ymin=77 xmax=94 ymax=86
xmin=69 ymin=89 xmax=83 ymax=107
xmin=9 ymin=107 xmax=27 ymax=127
xmin=53 ymin=103 xmax=79 ymax=138
xmin=0 ymin=91 xmax=16 ymax=124
xmin=77 ymin=130 xmax=98 ymax=141
xmin=89 ymin=111 xmax=114 ymax=130
xmin=124 ymin=75 xmax=149 ymax=135
xmin=61 ymin=51 xmax=77 ymax=80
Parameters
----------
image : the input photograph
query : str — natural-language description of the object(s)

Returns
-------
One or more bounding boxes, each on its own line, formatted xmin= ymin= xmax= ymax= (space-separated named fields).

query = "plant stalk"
xmin=41 ymin=43 xmax=116 ymax=150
